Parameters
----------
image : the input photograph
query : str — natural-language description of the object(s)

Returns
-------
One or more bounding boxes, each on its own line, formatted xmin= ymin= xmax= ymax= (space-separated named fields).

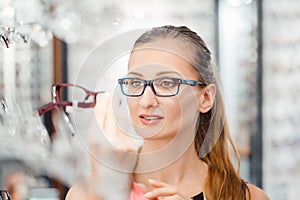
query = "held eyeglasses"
xmin=0 ymin=190 xmax=12 ymax=200
xmin=36 ymin=83 xmax=104 ymax=136
xmin=37 ymin=83 xmax=104 ymax=116
xmin=118 ymin=77 xmax=206 ymax=97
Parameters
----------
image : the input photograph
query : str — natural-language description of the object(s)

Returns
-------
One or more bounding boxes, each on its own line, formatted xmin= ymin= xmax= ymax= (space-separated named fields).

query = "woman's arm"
xmin=66 ymin=94 xmax=139 ymax=200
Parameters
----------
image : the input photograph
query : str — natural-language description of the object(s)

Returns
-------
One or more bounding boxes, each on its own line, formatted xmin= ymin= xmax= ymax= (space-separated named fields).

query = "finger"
xmin=157 ymin=195 xmax=189 ymax=200
xmin=144 ymin=186 xmax=177 ymax=199
xmin=148 ymin=179 xmax=170 ymax=188
xmin=95 ymin=93 xmax=119 ymax=142
xmin=145 ymin=180 xmax=191 ymax=200
xmin=94 ymin=93 xmax=112 ymax=131
xmin=94 ymin=93 xmax=139 ymax=153
xmin=147 ymin=194 xmax=192 ymax=200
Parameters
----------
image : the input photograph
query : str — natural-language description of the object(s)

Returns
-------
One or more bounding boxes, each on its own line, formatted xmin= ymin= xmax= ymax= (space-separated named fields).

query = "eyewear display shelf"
xmin=263 ymin=0 xmax=300 ymax=199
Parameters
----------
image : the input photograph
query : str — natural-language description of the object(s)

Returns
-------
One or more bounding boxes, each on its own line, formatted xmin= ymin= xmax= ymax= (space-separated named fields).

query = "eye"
xmin=130 ymin=79 xmax=143 ymax=87
xmin=159 ymin=79 xmax=178 ymax=88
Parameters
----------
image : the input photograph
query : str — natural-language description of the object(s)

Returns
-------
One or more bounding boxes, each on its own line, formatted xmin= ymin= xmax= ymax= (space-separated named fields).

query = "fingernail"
xmin=148 ymin=179 xmax=156 ymax=183
xmin=144 ymin=192 xmax=152 ymax=198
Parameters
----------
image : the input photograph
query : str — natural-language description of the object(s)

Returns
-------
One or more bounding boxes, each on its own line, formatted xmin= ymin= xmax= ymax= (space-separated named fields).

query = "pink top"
xmin=128 ymin=182 xmax=147 ymax=200
xmin=128 ymin=182 xmax=205 ymax=200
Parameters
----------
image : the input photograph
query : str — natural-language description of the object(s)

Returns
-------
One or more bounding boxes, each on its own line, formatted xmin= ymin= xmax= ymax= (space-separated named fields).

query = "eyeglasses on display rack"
xmin=118 ymin=77 xmax=206 ymax=97
xmin=0 ymin=34 xmax=9 ymax=48
xmin=0 ymin=26 xmax=31 ymax=49
xmin=0 ymin=190 xmax=12 ymax=200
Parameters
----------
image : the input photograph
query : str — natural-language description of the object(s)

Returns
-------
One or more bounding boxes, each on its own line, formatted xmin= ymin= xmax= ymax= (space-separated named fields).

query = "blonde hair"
xmin=133 ymin=25 xmax=249 ymax=200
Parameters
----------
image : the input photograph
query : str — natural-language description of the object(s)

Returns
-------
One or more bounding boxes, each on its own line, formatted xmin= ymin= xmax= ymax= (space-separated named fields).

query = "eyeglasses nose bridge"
xmin=143 ymin=80 xmax=157 ymax=96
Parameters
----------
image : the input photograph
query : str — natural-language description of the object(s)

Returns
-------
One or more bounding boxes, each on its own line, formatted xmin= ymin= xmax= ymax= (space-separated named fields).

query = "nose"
xmin=139 ymin=85 xmax=159 ymax=108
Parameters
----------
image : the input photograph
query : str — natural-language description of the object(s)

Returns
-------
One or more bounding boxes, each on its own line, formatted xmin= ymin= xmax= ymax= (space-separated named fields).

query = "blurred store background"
xmin=0 ymin=0 xmax=300 ymax=199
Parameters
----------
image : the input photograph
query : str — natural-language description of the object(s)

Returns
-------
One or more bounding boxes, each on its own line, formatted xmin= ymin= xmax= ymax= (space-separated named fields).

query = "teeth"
xmin=144 ymin=116 xmax=158 ymax=120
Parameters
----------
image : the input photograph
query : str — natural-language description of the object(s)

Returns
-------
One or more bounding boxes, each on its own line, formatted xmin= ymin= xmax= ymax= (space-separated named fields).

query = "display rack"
xmin=263 ymin=0 xmax=300 ymax=199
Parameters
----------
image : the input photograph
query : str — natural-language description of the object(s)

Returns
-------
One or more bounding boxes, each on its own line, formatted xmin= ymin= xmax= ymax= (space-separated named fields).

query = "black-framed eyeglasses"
xmin=37 ymin=83 xmax=104 ymax=116
xmin=118 ymin=77 xmax=206 ymax=97
xmin=0 ymin=190 xmax=12 ymax=200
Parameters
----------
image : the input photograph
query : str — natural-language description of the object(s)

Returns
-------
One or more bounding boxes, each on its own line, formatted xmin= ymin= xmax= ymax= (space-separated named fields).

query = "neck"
xmin=134 ymin=142 xmax=208 ymax=195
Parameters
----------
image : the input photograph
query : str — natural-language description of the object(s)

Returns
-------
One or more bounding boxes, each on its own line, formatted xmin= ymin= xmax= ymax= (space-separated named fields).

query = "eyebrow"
xmin=128 ymin=72 xmax=143 ymax=77
xmin=156 ymin=71 xmax=181 ymax=76
xmin=127 ymin=71 xmax=182 ymax=77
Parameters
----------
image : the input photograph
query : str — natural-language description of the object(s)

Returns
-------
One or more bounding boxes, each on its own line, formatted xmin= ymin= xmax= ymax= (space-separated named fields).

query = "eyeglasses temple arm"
xmin=36 ymin=102 xmax=73 ymax=116
xmin=197 ymin=81 xmax=207 ymax=87
xmin=79 ymin=91 xmax=105 ymax=108
xmin=58 ymin=108 xmax=76 ymax=136
xmin=36 ymin=102 xmax=55 ymax=116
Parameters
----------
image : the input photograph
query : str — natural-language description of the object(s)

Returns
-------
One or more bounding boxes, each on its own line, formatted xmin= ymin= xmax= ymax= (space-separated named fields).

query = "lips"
xmin=139 ymin=114 xmax=163 ymax=125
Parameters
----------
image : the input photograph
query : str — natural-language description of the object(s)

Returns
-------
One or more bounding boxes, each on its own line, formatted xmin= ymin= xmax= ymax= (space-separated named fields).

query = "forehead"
xmin=127 ymin=64 xmax=185 ymax=79
xmin=128 ymin=40 xmax=199 ymax=79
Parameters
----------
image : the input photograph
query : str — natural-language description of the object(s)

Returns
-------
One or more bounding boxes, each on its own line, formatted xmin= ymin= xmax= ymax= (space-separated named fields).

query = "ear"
xmin=197 ymin=84 xmax=216 ymax=113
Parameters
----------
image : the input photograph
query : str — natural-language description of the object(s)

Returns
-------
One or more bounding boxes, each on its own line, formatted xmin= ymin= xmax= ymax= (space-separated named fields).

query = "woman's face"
xmin=126 ymin=39 xmax=202 ymax=144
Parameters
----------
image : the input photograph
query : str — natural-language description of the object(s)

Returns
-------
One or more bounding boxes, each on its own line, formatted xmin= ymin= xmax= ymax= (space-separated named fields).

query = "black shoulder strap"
xmin=192 ymin=181 xmax=246 ymax=200
xmin=192 ymin=192 xmax=204 ymax=200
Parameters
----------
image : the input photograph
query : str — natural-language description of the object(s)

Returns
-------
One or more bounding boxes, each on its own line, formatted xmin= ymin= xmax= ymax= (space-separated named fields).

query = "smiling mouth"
xmin=139 ymin=115 xmax=163 ymax=121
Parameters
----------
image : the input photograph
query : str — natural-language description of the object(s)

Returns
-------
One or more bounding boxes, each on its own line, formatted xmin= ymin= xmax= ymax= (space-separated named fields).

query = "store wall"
xmin=263 ymin=0 xmax=300 ymax=199
xmin=219 ymin=0 xmax=256 ymax=183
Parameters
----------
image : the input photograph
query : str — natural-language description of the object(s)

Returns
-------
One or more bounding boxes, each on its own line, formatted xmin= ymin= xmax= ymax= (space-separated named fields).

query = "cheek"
xmin=182 ymin=95 xmax=199 ymax=122
xmin=173 ymin=88 xmax=200 ymax=132
xmin=164 ymin=98 xmax=181 ymax=121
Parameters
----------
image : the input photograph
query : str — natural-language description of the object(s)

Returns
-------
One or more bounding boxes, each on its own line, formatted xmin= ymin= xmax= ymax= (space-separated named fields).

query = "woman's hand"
xmin=91 ymin=93 xmax=142 ymax=171
xmin=94 ymin=93 xmax=140 ymax=153
xmin=144 ymin=179 xmax=192 ymax=200
xmin=81 ymin=93 xmax=141 ymax=200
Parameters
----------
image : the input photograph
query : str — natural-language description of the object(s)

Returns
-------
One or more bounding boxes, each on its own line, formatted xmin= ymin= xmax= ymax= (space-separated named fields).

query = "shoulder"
xmin=246 ymin=183 xmax=269 ymax=200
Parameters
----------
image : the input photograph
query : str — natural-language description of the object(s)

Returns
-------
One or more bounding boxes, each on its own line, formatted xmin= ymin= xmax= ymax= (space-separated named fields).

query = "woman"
xmin=67 ymin=25 xmax=268 ymax=200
